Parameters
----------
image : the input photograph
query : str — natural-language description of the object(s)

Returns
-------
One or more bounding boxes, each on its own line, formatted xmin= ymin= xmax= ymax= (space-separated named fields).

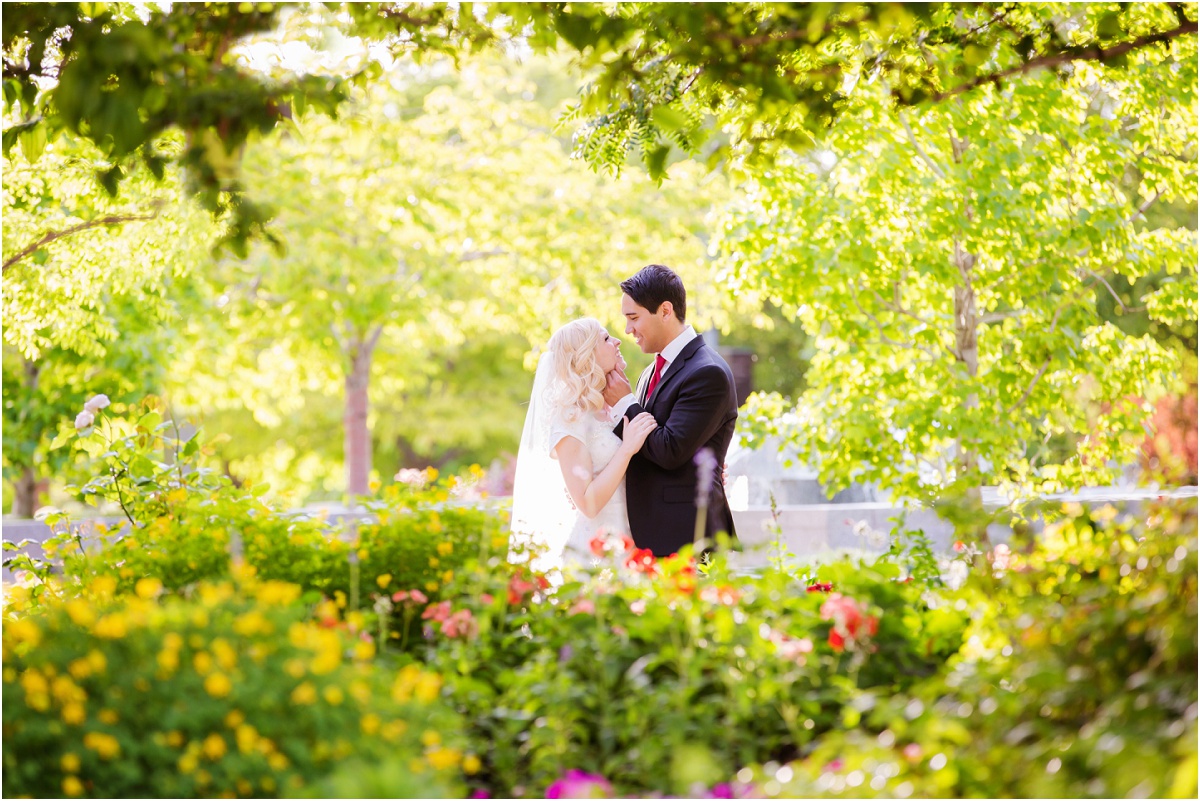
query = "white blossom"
xmin=942 ymin=560 xmax=969 ymax=591
xmin=75 ymin=410 xmax=95 ymax=430
xmin=84 ymin=394 xmax=111 ymax=413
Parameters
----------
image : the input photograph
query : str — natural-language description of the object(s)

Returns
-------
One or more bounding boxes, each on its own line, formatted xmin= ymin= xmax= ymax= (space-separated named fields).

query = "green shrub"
xmin=1 ymin=574 xmax=467 ymax=799
xmin=737 ymin=500 xmax=1199 ymax=798
xmin=419 ymin=545 xmax=969 ymax=798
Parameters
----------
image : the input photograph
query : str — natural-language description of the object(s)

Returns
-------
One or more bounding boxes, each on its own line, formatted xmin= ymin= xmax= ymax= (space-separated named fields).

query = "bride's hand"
xmin=621 ymin=412 xmax=657 ymax=454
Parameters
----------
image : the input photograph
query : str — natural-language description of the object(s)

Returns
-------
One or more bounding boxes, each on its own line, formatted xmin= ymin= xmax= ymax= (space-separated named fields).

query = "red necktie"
xmin=645 ymin=354 xmax=667 ymax=401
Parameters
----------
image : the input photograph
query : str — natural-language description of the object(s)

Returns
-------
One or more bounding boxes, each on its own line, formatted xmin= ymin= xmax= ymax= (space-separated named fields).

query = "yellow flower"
xmin=421 ymin=730 xmax=442 ymax=748
xmin=89 ymin=575 xmax=117 ymax=597
xmin=204 ymin=672 xmax=232 ymax=698
xmin=195 ymin=769 xmax=211 ymax=786
xmin=255 ymin=581 xmax=300 ymax=606
xmin=61 ymin=703 xmax=86 ymax=725
xmin=354 ymin=639 xmax=376 ymax=661
xmin=428 ymin=557 xmax=440 ymax=568
xmin=425 ymin=581 xmax=439 ymax=593
xmin=65 ymin=599 xmax=96 ymax=627
xmin=291 ymin=682 xmax=317 ymax=705
xmin=166 ymin=730 xmax=185 ymax=747
xmin=61 ymin=753 xmax=81 ymax=773
xmin=193 ymin=651 xmax=214 ymax=675
xmin=414 ymin=672 xmax=443 ymax=704
xmin=178 ymin=752 xmax=199 ymax=774
xmin=491 ymin=535 xmax=508 ymax=549
xmin=268 ymin=752 xmax=290 ymax=771
xmin=360 ymin=714 xmax=381 ymax=735
xmin=202 ymin=733 xmax=227 ymax=760
xmin=409 ymin=757 xmax=427 ymax=774
xmin=463 ymin=754 xmax=482 ymax=775
xmin=441 ymin=570 xmax=454 ymax=584
xmin=323 ymin=686 xmax=344 ymax=705
xmin=357 ymin=548 xmax=369 ymax=561
xmin=93 ymin=614 xmax=127 ymax=639
xmin=425 ymin=467 xmax=439 ymax=482
xmin=98 ymin=708 xmax=119 ymax=724
xmin=83 ymin=731 xmax=121 ymax=760
xmin=376 ymin=720 xmax=405 ymax=742
xmin=261 ymin=777 xmax=277 ymax=793
xmin=437 ymin=542 xmax=454 ymax=556
xmin=163 ymin=632 xmax=183 ymax=651
xmin=157 ymin=649 xmax=180 ymax=674
xmin=87 ymin=649 xmax=107 ymax=673
xmin=211 ymin=639 xmax=237 ymax=671
xmin=51 ymin=675 xmax=85 ymax=704
xmin=135 ymin=577 xmax=163 ymax=599
xmin=427 ymin=747 xmax=463 ymax=771
xmin=3 ymin=668 xmax=16 ymax=683
xmin=67 ymin=659 xmax=92 ymax=681
xmin=285 ymin=658 xmax=306 ymax=678
xmin=235 ymin=724 xmax=258 ymax=754
xmin=237 ymin=779 xmax=253 ymax=796
xmin=62 ymin=776 xmax=84 ymax=797
xmin=234 ymin=610 xmax=272 ymax=637
xmin=334 ymin=591 xmax=348 ymax=609
xmin=8 ymin=617 xmax=41 ymax=647
xmin=225 ymin=710 xmax=245 ymax=728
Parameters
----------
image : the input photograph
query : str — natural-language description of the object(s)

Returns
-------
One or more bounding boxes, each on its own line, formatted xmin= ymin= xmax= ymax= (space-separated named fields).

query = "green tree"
xmin=2 ymin=132 xmax=215 ymax=516
xmin=717 ymin=48 xmax=1196 ymax=526
xmin=172 ymin=54 xmax=736 ymax=500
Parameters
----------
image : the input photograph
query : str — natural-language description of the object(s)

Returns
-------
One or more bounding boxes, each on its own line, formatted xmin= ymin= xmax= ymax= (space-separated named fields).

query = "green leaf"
xmin=651 ymin=105 xmax=690 ymax=133
xmin=19 ymin=124 xmax=47 ymax=163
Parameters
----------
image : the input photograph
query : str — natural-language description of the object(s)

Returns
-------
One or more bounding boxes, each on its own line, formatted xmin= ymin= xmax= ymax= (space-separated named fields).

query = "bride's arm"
xmin=554 ymin=413 xmax=657 ymax=518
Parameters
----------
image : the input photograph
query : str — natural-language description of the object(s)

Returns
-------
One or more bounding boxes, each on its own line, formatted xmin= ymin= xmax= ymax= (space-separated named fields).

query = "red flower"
xmin=589 ymin=535 xmax=607 ymax=557
xmin=440 ymin=609 xmax=478 ymax=639
xmin=618 ymin=535 xmax=636 ymax=553
xmin=508 ymin=574 xmax=535 ymax=605
xmin=806 ymin=582 xmax=833 ymax=593
xmin=624 ymin=548 xmax=657 ymax=574
xmin=820 ymin=593 xmax=879 ymax=651
xmin=953 ymin=541 xmax=966 ymax=553
xmin=535 ymin=574 xmax=551 ymax=591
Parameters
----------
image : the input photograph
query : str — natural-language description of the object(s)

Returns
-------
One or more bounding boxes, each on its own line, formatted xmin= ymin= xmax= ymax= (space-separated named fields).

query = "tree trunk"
xmin=343 ymin=328 xmax=381 ymax=498
xmin=12 ymin=466 xmax=39 ymax=518
xmin=949 ymin=128 xmax=989 ymax=545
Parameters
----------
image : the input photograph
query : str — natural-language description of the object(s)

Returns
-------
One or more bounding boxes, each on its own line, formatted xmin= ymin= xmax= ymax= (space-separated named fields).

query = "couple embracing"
xmin=511 ymin=264 xmax=739 ymax=571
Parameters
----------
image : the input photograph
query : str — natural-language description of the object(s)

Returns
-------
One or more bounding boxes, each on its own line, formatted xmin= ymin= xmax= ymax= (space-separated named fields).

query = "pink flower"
xmin=75 ymin=410 xmax=95 ymax=430
xmin=392 ymin=590 xmax=409 ymax=603
xmin=618 ymin=535 xmax=636 ymax=553
xmin=421 ymin=601 xmax=452 ymax=623
xmin=569 ymin=599 xmax=595 ymax=616
xmin=481 ymin=593 xmax=495 ymax=605
xmin=589 ymin=534 xmax=607 ymax=557
xmin=903 ymin=743 xmax=922 ymax=762
xmin=952 ymin=541 xmax=966 ymax=553
xmin=546 ymin=769 xmax=613 ymax=799
xmin=410 ymin=589 xmax=428 ymax=605
xmin=441 ymin=609 xmax=477 ymax=639
xmin=629 ymin=599 xmax=647 ymax=616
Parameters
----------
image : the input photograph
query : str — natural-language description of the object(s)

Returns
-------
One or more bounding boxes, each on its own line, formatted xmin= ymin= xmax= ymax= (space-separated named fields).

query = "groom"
xmin=603 ymin=264 xmax=739 ymax=557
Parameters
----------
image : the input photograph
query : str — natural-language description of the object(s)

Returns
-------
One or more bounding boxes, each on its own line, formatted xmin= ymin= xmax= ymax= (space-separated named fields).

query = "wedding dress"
xmin=511 ymin=352 xmax=632 ymax=572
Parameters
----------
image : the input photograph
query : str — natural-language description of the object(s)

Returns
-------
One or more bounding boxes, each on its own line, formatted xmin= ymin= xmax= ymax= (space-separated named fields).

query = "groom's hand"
xmin=603 ymin=369 xmax=632 ymax=407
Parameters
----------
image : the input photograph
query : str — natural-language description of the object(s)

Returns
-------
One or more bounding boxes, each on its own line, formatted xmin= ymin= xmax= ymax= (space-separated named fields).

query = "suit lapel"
xmin=648 ymin=337 xmax=704 ymax=409
xmin=636 ymin=363 xmax=653 ymax=405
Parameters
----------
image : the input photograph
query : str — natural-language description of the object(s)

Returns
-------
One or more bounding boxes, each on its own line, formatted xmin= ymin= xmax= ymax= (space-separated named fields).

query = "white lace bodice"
xmin=550 ymin=409 xmax=631 ymax=565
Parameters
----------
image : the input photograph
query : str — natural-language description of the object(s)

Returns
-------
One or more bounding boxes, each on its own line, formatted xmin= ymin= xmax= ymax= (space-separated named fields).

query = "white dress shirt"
xmin=611 ymin=325 xmax=697 ymax=420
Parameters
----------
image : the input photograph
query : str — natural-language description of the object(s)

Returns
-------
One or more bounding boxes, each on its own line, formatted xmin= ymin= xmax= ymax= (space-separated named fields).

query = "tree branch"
xmin=1130 ymin=186 xmax=1164 ymax=222
xmin=922 ymin=20 xmax=1199 ymax=104
xmin=1005 ymin=358 xmax=1052 ymax=415
xmin=3 ymin=209 xmax=161 ymax=274
xmin=899 ymin=109 xmax=947 ymax=179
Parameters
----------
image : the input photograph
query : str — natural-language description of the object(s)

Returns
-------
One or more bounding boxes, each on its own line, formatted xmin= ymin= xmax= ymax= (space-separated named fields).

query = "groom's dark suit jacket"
xmin=616 ymin=336 xmax=738 ymax=557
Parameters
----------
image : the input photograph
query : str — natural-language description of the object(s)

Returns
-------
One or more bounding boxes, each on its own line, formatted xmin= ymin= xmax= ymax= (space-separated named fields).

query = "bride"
xmin=510 ymin=318 xmax=657 ymax=571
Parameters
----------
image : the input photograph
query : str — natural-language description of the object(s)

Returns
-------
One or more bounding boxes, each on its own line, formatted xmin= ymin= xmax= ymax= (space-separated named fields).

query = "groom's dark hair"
xmin=621 ymin=264 xmax=687 ymax=322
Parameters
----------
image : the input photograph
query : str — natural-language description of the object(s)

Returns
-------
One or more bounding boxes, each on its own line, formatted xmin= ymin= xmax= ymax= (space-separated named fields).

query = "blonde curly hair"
xmin=547 ymin=318 xmax=608 ymax=423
